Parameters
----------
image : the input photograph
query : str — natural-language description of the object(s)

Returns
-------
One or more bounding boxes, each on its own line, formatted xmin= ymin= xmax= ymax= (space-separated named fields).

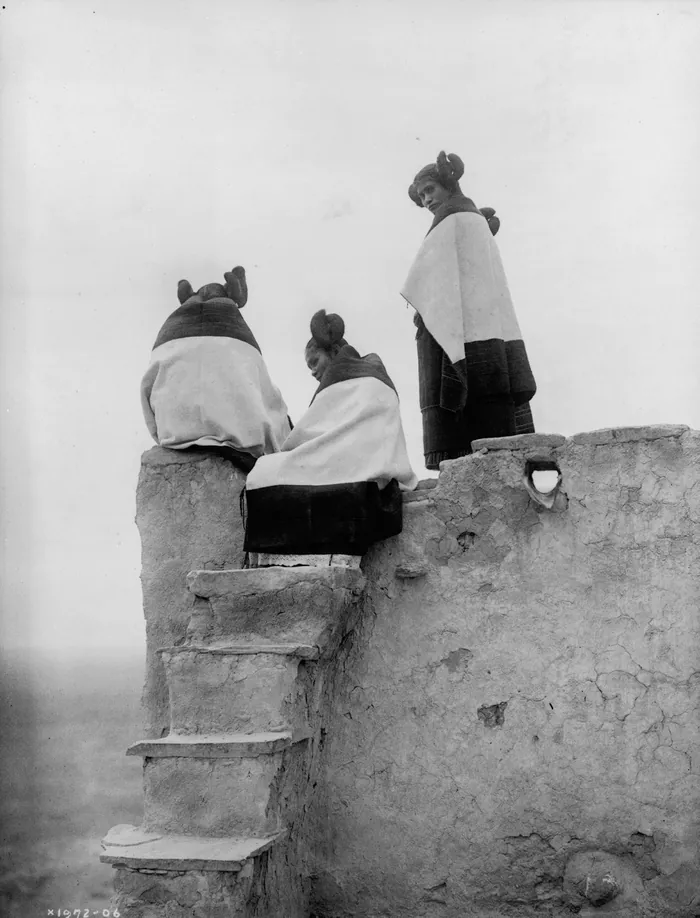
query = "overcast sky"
xmin=1 ymin=0 xmax=698 ymax=657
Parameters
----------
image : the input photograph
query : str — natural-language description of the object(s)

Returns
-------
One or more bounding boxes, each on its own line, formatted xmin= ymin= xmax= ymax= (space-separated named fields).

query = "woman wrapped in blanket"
xmin=141 ymin=267 xmax=291 ymax=472
xmin=244 ymin=310 xmax=418 ymax=556
xmin=401 ymin=151 xmax=537 ymax=471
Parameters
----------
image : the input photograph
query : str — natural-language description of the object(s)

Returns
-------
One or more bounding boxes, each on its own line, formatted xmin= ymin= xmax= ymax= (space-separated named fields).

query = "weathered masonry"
xmin=102 ymin=427 xmax=700 ymax=917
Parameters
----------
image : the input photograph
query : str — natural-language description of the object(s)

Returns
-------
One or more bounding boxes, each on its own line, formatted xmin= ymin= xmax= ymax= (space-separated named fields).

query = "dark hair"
xmin=408 ymin=151 xmax=464 ymax=207
xmin=306 ymin=309 xmax=348 ymax=354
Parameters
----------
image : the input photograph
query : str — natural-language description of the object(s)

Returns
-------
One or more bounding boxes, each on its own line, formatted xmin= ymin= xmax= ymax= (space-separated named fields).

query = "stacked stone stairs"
xmin=101 ymin=562 xmax=365 ymax=915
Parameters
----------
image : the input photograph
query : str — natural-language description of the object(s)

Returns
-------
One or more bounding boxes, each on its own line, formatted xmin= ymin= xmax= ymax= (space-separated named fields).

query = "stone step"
xmin=141 ymin=741 xmax=308 ymax=836
xmin=164 ymin=641 xmax=320 ymax=659
xmin=251 ymin=553 xmax=362 ymax=568
xmin=403 ymin=479 xmax=438 ymax=504
xmin=187 ymin=565 xmax=365 ymax=596
xmin=159 ymin=646 xmax=312 ymax=736
xmin=185 ymin=565 xmax=365 ymax=648
xmin=100 ymin=823 xmax=283 ymax=872
xmin=127 ymin=729 xmax=311 ymax=759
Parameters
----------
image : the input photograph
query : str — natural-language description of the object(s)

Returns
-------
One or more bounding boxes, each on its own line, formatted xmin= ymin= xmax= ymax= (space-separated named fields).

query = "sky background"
xmin=1 ymin=0 xmax=699 ymax=657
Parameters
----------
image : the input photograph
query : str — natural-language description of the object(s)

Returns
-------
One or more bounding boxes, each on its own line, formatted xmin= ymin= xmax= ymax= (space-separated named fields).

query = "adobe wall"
xmin=136 ymin=448 xmax=247 ymax=736
xmin=310 ymin=426 xmax=700 ymax=918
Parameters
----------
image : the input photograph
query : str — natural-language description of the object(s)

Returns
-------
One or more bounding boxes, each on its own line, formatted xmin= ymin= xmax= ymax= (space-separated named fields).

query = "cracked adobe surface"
xmin=310 ymin=428 xmax=700 ymax=917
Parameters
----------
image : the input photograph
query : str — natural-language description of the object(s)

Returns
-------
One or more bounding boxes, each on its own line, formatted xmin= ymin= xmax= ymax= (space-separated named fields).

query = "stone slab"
xmin=403 ymin=479 xmax=438 ymax=503
xmin=471 ymin=433 xmax=567 ymax=452
xmin=403 ymin=492 xmax=437 ymax=504
xmin=100 ymin=823 xmax=283 ymax=872
xmin=102 ymin=824 xmax=163 ymax=847
xmin=253 ymin=553 xmax=363 ymax=569
xmin=568 ymin=424 xmax=689 ymax=446
xmin=160 ymin=642 xmax=320 ymax=660
xmin=127 ymin=730 xmax=312 ymax=758
xmin=402 ymin=498 xmax=433 ymax=510
xmin=187 ymin=565 xmax=365 ymax=598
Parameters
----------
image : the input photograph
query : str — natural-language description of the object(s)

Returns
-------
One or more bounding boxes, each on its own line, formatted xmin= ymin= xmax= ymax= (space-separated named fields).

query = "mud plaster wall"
xmin=136 ymin=448 xmax=246 ymax=736
xmin=310 ymin=428 xmax=700 ymax=918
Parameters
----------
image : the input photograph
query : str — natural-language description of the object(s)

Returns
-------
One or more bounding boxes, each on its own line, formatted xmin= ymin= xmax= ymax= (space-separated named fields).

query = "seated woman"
xmin=243 ymin=310 xmax=418 ymax=555
xmin=141 ymin=266 xmax=291 ymax=472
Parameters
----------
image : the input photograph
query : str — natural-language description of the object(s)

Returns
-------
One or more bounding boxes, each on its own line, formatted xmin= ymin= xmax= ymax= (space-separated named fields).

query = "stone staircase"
xmin=101 ymin=562 xmax=366 ymax=917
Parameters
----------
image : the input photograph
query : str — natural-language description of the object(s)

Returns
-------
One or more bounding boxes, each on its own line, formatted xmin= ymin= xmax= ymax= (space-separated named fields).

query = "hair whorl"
xmin=309 ymin=309 xmax=345 ymax=350
xmin=436 ymin=151 xmax=464 ymax=186
xmin=177 ymin=279 xmax=194 ymax=304
xmin=408 ymin=151 xmax=464 ymax=206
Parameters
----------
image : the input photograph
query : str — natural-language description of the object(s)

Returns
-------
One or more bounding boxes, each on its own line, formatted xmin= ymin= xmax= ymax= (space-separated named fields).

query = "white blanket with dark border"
xmin=401 ymin=211 xmax=524 ymax=362
xmin=245 ymin=375 xmax=418 ymax=492
xmin=141 ymin=332 xmax=291 ymax=456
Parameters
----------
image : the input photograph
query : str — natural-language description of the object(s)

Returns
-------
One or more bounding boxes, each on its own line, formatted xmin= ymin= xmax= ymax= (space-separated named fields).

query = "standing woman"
xmin=401 ymin=151 xmax=536 ymax=470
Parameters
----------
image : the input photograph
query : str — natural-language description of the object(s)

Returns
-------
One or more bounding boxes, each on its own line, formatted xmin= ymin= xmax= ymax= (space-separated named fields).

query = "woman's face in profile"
xmin=305 ymin=345 xmax=332 ymax=382
xmin=416 ymin=178 xmax=451 ymax=214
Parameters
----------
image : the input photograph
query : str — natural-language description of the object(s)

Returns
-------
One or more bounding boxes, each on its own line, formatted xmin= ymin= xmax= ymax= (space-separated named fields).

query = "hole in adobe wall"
xmin=523 ymin=459 xmax=564 ymax=510
xmin=525 ymin=459 xmax=561 ymax=494
xmin=531 ymin=469 xmax=559 ymax=494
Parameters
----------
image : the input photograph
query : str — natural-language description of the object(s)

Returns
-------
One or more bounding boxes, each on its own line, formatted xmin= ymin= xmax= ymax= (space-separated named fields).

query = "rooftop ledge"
xmin=140 ymin=426 xmax=694 ymax=477
xmin=471 ymin=425 xmax=690 ymax=453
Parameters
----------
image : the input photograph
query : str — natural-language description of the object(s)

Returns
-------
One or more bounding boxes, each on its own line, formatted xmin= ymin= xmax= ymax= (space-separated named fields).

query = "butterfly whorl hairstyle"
xmin=408 ymin=151 xmax=464 ymax=207
xmin=407 ymin=152 xmax=501 ymax=235
xmin=176 ymin=266 xmax=249 ymax=306
xmin=306 ymin=309 xmax=348 ymax=355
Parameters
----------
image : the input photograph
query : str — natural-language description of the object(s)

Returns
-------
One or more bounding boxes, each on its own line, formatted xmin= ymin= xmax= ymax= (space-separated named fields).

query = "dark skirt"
xmin=417 ymin=321 xmax=534 ymax=470
xmin=244 ymin=479 xmax=402 ymax=555
xmin=421 ymin=400 xmax=520 ymax=469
